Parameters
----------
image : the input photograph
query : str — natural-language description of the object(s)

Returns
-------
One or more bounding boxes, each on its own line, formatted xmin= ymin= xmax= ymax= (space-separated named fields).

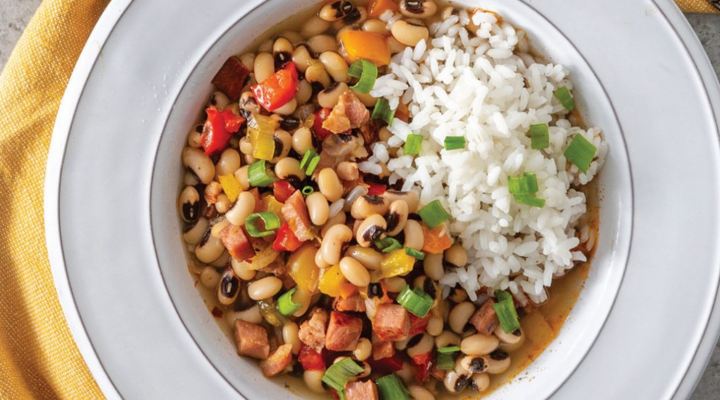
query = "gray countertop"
xmin=1 ymin=1 xmax=719 ymax=398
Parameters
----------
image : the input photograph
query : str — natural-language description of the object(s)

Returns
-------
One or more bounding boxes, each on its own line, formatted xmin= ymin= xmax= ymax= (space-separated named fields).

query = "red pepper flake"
xmin=211 ymin=306 xmax=224 ymax=318
xmin=367 ymin=182 xmax=387 ymax=196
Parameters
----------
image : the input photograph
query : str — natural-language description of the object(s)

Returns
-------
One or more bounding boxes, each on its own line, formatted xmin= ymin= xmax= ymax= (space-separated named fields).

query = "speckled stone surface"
xmin=0 ymin=1 xmax=719 ymax=398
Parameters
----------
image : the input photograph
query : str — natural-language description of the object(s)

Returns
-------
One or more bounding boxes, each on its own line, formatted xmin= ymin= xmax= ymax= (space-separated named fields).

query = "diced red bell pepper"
xmin=330 ymin=388 xmax=341 ymax=400
xmin=368 ymin=353 xmax=403 ymax=375
xmin=251 ymin=62 xmax=298 ymax=112
xmin=411 ymin=352 xmax=433 ymax=383
xmin=273 ymin=180 xmax=296 ymax=203
xmin=312 ymin=108 xmax=334 ymax=141
xmin=298 ymin=344 xmax=326 ymax=371
xmin=272 ymin=223 xmax=303 ymax=252
xmin=201 ymin=107 xmax=232 ymax=156
xmin=367 ymin=182 xmax=387 ymax=196
xmin=409 ymin=314 xmax=430 ymax=336
xmin=220 ymin=108 xmax=245 ymax=133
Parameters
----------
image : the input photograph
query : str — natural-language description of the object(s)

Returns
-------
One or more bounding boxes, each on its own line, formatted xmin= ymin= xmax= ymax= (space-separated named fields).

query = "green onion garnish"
xmin=437 ymin=346 xmax=461 ymax=353
xmin=529 ymin=123 xmax=549 ymax=150
xmin=374 ymin=237 xmax=402 ymax=253
xmin=436 ymin=352 xmax=456 ymax=370
xmin=418 ymin=200 xmax=451 ymax=229
xmin=444 ymin=136 xmax=466 ymax=150
xmin=322 ymin=358 xmax=364 ymax=392
xmin=245 ymin=211 xmax=281 ymax=237
xmin=404 ymin=134 xmax=423 ymax=156
xmin=514 ymin=196 xmax=546 ymax=208
xmin=375 ymin=374 xmax=410 ymax=400
xmin=277 ymin=288 xmax=302 ymax=316
xmin=248 ymin=160 xmax=278 ymax=187
xmin=564 ymin=134 xmax=597 ymax=173
xmin=348 ymin=59 xmax=378 ymax=94
xmin=257 ymin=300 xmax=288 ymax=327
xmin=300 ymin=149 xmax=321 ymax=175
xmin=508 ymin=173 xmax=539 ymax=196
xmin=493 ymin=290 xmax=520 ymax=333
xmin=371 ymin=98 xmax=396 ymax=125
xmin=301 ymin=186 xmax=314 ymax=195
xmin=405 ymin=247 xmax=425 ymax=260
xmin=396 ymin=285 xmax=434 ymax=318
xmin=554 ymin=87 xmax=576 ymax=111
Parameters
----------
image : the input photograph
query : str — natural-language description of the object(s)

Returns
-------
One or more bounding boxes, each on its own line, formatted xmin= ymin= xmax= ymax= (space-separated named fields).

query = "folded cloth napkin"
xmin=0 ymin=0 xmax=715 ymax=398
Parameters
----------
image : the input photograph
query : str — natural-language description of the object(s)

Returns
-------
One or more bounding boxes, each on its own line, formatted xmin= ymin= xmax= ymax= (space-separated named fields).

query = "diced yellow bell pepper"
xmin=318 ymin=264 xmax=346 ymax=297
xmin=261 ymin=193 xmax=285 ymax=224
xmin=218 ymin=174 xmax=242 ymax=202
xmin=248 ymin=114 xmax=276 ymax=161
xmin=288 ymin=244 xmax=320 ymax=294
xmin=340 ymin=31 xmax=391 ymax=66
xmin=380 ymin=249 xmax=416 ymax=278
xmin=247 ymin=242 xmax=279 ymax=271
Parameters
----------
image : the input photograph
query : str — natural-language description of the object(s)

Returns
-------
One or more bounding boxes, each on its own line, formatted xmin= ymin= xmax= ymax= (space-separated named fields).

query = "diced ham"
xmin=281 ymin=190 xmax=314 ymax=242
xmin=260 ymin=344 xmax=293 ymax=377
xmin=299 ymin=308 xmax=328 ymax=353
xmin=469 ymin=299 xmax=500 ymax=336
xmin=220 ymin=224 xmax=256 ymax=261
xmin=345 ymin=380 xmax=379 ymax=400
xmin=372 ymin=304 xmax=410 ymax=342
xmin=333 ymin=292 xmax=366 ymax=312
xmin=212 ymin=57 xmax=250 ymax=100
xmin=358 ymin=119 xmax=378 ymax=145
xmin=234 ymin=319 xmax=270 ymax=360
xmin=322 ymin=90 xmax=370 ymax=134
xmin=372 ymin=334 xmax=395 ymax=360
xmin=326 ymin=311 xmax=363 ymax=351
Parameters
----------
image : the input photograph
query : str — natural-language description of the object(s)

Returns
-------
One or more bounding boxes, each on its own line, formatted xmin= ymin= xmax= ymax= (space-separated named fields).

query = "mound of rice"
xmin=362 ymin=9 xmax=608 ymax=305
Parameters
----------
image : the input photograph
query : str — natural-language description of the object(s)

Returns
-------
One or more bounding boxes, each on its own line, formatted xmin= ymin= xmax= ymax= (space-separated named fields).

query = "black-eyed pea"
xmin=343 ymin=6 xmax=367 ymax=25
xmin=441 ymin=6 xmax=458 ymax=21
xmin=391 ymin=20 xmax=429 ymax=46
xmin=217 ymin=268 xmax=240 ymax=305
xmin=403 ymin=220 xmax=424 ymax=250
xmin=292 ymin=288 xmax=313 ymax=317
xmin=424 ymin=253 xmax=444 ymax=281
xmin=460 ymin=333 xmax=500 ymax=356
xmin=339 ymin=256 xmax=371 ymax=287
xmin=317 ymin=168 xmax=343 ymax=202
xmin=215 ymin=194 xmax=231 ymax=214
xmin=399 ymin=0 xmax=438 ymax=19
xmin=444 ymin=371 xmax=471 ymax=394
xmin=273 ymin=98 xmax=297 ymax=116
xmin=292 ymin=45 xmax=313 ymax=73
xmin=247 ymin=276 xmax=283 ymax=300
xmin=200 ymin=266 xmax=221 ymax=289
xmin=435 ymin=331 xmax=461 ymax=348
xmin=363 ymin=18 xmax=388 ymax=34
xmin=353 ymin=338 xmax=372 ymax=361
xmin=449 ymin=301 xmax=475 ymax=333
xmin=305 ymin=60 xmax=331 ymax=88
xmin=354 ymin=91 xmax=378 ymax=107
xmin=386 ymin=200 xmax=409 ymax=236
xmin=301 ymin=15 xmax=332 ymax=38
xmin=408 ymin=386 xmax=435 ymax=400
xmin=471 ymin=373 xmax=491 ymax=392
xmin=183 ymin=217 xmax=209 ymax=245
xmin=321 ymin=211 xmax=347 ymax=238
xmin=445 ymin=243 xmax=468 ymax=267
xmin=270 ymin=130 xmax=293 ymax=163
xmin=315 ymin=248 xmax=332 ymax=268
xmin=406 ymin=333 xmax=434 ymax=358
xmin=273 ymin=37 xmax=294 ymax=56
xmin=274 ymin=157 xmax=306 ymax=180
xmin=307 ymin=34 xmax=338 ymax=54
xmin=383 ymin=277 xmax=406 ymax=293
xmin=426 ymin=316 xmax=444 ymax=336
xmin=485 ymin=350 xmax=511 ymax=374
xmin=319 ymin=51 xmax=349 ymax=83
xmin=319 ymin=0 xmax=356 ymax=22
xmin=303 ymin=370 xmax=326 ymax=393
xmin=387 ymin=36 xmax=409 ymax=54
xmin=383 ymin=190 xmax=420 ymax=212
xmin=253 ymin=52 xmax=275 ymax=83
xmin=210 ymin=252 xmax=230 ymax=268
xmin=320 ymin=224 xmax=353 ymax=265
xmin=345 ymin=245 xmax=383 ymax=270
xmin=318 ymin=82 xmax=349 ymax=109
xmin=448 ymin=287 xmax=468 ymax=303
xmin=496 ymin=325 xmax=525 ymax=352
xmin=187 ymin=124 xmax=204 ymax=148
xmin=292 ymin=126 xmax=314 ymax=155
xmin=225 ymin=191 xmax=255 ymax=226
xmin=295 ymin=79 xmax=313 ymax=105
xmin=335 ymin=24 xmax=360 ymax=43
xmin=210 ymin=219 xmax=230 ymax=239
xmin=231 ymin=257 xmax=257 ymax=281
xmin=356 ymin=214 xmax=386 ymax=247
xmin=195 ymin=229 xmax=225 ymax=263
xmin=282 ymin=322 xmax=302 ymax=355
xmin=179 ymin=186 xmax=200 ymax=223
xmin=182 ymin=147 xmax=215 ymax=184
xmin=351 ymin=195 xmax=390 ymax=219
xmin=184 ymin=172 xmax=199 ymax=186
xmin=257 ymin=39 xmax=273 ymax=53
xmin=209 ymin=91 xmax=230 ymax=110
xmin=234 ymin=165 xmax=251 ymax=191
xmin=240 ymin=53 xmax=255 ymax=71
xmin=215 ymin=149 xmax=241 ymax=179
xmin=460 ymin=355 xmax=489 ymax=374
xmin=306 ymin=192 xmax=330 ymax=226
xmin=240 ymin=91 xmax=260 ymax=114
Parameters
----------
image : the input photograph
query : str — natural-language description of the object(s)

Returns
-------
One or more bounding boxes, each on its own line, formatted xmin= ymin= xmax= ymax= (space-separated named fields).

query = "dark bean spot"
xmin=363 ymin=195 xmax=385 ymax=205
xmin=455 ymin=375 xmax=470 ymax=393
xmin=469 ymin=357 xmax=486 ymax=372
xmin=407 ymin=334 xmax=423 ymax=349
xmin=183 ymin=220 xmax=198 ymax=234
xmin=220 ymin=274 xmax=240 ymax=298
xmin=343 ymin=8 xmax=361 ymax=23
xmin=336 ymin=133 xmax=354 ymax=142
xmin=386 ymin=212 xmax=399 ymax=232
xmin=368 ymin=282 xmax=383 ymax=298
xmin=408 ymin=212 xmax=421 ymax=221
xmin=286 ymin=175 xmax=302 ymax=189
xmin=511 ymin=328 xmax=522 ymax=337
xmin=274 ymin=51 xmax=292 ymax=70
xmin=311 ymin=81 xmax=325 ymax=96
xmin=324 ymin=81 xmax=341 ymax=94
xmin=195 ymin=124 xmax=204 ymax=133
xmin=182 ymin=201 xmax=199 ymax=222
xmin=404 ymin=0 xmax=424 ymax=14
xmin=280 ymin=116 xmax=300 ymax=131
xmin=490 ymin=350 xmax=509 ymax=361
xmin=273 ymin=135 xmax=284 ymax=158
xmin=363 ymin=225 xmax=385 ymax=243
xmin=198 ymin=227 xmax=212 ymax=247
xmin=423 ymin=279 xmax=437 ymax=299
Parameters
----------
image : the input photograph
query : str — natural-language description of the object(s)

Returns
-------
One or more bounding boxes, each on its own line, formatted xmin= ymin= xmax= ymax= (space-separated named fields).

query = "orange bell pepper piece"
xmin=421 ymin=223 xmax=453 ymax=254
xmin=340 ymin=31 xmax=391 ymax=66
xmin=368 ymin=0 xmax=398 ymax=19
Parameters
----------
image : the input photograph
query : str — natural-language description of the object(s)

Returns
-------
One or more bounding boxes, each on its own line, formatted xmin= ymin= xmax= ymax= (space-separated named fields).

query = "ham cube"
xmin=469 ymin=299 xmax=500 ymax=336
xmin=333 ymin=292 xmax=366 ymax=312
xmin=326 ymin=311 xmax=363 ymax=351
xmin=260 ymin=344 xmax=293 ymax=377
xmin=234 ymin=319 xmax=269 ymax=360
xmin=346 ymin=380 xmax=378 ymax=400
xmin=372 ymin=304 xmax=410 ymax=342
xmin=299 ymin=308 xmax=328 ymax=353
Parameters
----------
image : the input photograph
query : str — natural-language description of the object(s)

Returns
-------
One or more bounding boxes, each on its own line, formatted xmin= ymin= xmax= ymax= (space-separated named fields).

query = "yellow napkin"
xmin=0 ymin=0 xmax=715 ymax=398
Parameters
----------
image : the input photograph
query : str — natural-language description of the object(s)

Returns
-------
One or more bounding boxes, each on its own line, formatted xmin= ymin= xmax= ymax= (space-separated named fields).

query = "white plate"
xmin=44 ymin=0 xmax=720 ymax=399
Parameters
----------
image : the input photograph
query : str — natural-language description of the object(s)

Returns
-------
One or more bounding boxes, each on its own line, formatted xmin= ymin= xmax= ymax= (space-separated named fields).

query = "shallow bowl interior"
xmin=150 ymin=0 xmax=632 ymax=398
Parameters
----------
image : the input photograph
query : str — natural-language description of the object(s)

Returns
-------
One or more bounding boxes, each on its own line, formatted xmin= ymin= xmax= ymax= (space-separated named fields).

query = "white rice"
xmin=364 ymin=10 xmax=608 ymax=305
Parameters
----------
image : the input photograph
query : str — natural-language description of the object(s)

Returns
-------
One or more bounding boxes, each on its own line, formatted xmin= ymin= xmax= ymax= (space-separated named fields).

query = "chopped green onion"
xmin=375 ymin=374 xmax=410 ymax=400
xmin=444 ymin=136 xmax=466 ymax=150
xmin=371 ymin=98 xmax=396 ymax=125
xmin=248 ymin=160 xmax=278 ymax=187
xmin=245 ymin=212 xmax=281 ymax=237
xmin=374 ymin=237 xmax=402 ymax=253
xmin=529 ymin=123 xmax=549 ymax=150
xmin=437 ymin=346 xmax=461 ymax=353
xmin=301 ymin=186 xmax=314 ymax=195
xmin=300 ymin=149 xmax=321 ymax=176
xmin=277 ymin=288 xmax=302 ymax=316
xmin=404 ymin=134 xmax=423 ymax=156
xmin=348 ymin=59 xmax=378 ymax=94
xmin=564 ymin=134 xmax=597 ymax=173
xmin=554 ymin=87 xmax=576 ymax=111
xmin=405 ymin=247 xmax=425 ymax=260
xmin=436 ymin=352 xmax=456 ymax=370
xmin=493 ymin=290 xmax=520 ymax=333
xmin=397 ymin=285 xmax=434 ymax=318
xmin=257 ymin=300 xmax=287 ymax=327
xmin=418 ymin=200 xmax=451 ymax=229
xmin=508 ymin=173 xmax=539 ymax=196
xmin=514 ymin=195 xmax=546 ymax=208
xmin=322 ymin=358 xmax=364 ymax=392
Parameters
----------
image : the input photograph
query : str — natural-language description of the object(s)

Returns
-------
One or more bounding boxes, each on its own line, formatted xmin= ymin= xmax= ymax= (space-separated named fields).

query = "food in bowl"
xmin=178 ymin=0 xmax=606 ymax=398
